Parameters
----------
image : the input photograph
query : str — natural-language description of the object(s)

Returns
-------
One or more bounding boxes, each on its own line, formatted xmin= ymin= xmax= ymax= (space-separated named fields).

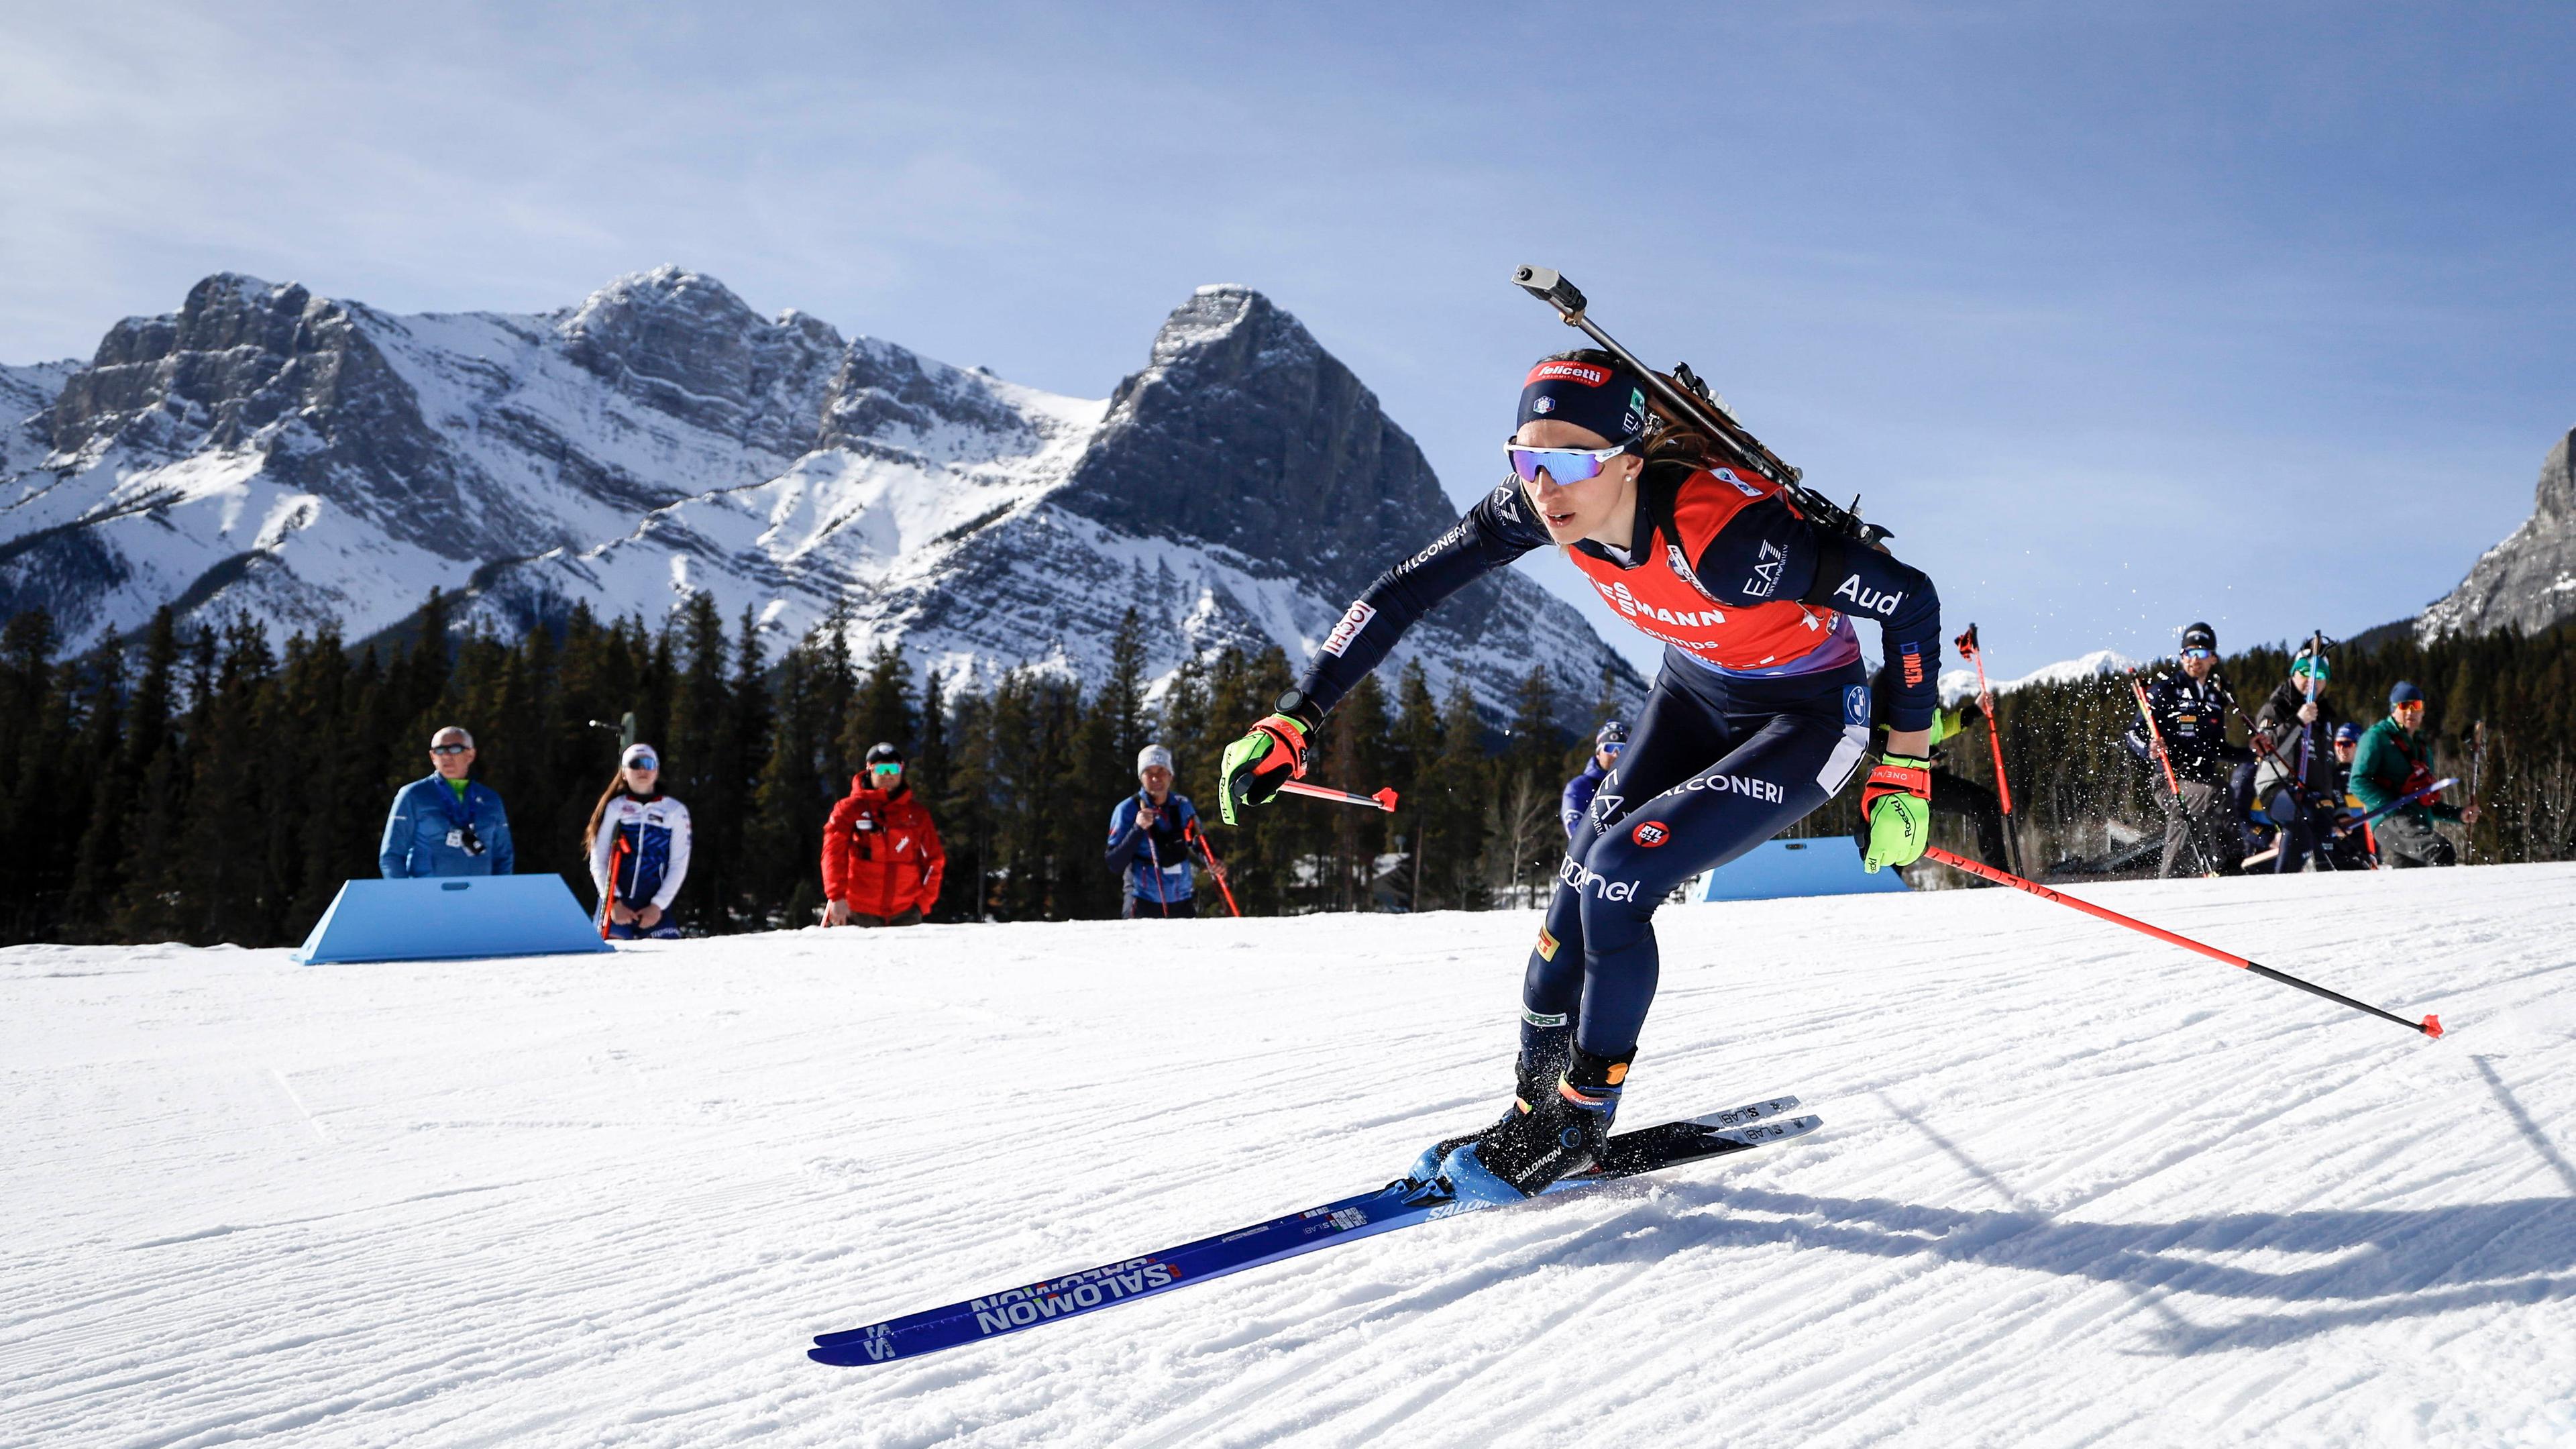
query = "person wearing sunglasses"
xmin=378 ymin=726 xmax=517 ymax=879
xmin=2248 ymin=648 xmax=2343 ymax=873
xmin=2349 ymin=682 xmax=2478 ymax=867
xmin=1559 ymin=720 xmax=1629 ymax=839
xmin=584 ymin=743 xmax=692 ymax=939
xmin=1217 ymin=345 xmax=1945 ymax=1205
xmin=2121 ymin=622 xmax=2251 ymax=876
xmin=823 ymin=742 xmax=946 ymax=926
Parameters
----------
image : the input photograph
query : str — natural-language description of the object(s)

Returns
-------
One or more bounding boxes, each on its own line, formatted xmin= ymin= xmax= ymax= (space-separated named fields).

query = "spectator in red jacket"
xmin=822 ymin=743 xmax=946 ymax=926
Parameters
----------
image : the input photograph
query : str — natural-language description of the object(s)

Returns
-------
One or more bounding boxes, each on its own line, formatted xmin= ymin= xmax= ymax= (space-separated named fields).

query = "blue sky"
xmin=4 ymin=2 xmax=2569 ymax=680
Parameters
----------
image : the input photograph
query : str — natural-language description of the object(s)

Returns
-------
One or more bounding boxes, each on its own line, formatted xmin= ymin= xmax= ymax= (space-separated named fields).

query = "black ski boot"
xmin=1402 ymin=1017 xmax=1571 ymax=1186
xmin=1436 ymin=1046 xmax=1630 ymax=1203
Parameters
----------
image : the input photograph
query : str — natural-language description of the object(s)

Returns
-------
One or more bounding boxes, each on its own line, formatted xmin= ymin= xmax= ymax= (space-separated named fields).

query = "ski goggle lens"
xmin=1506 ymin=441 xmax=1632 ymax=484
xmin=2180 ymin=647 xmax=2213 ymax=660
xmin=626 ymin=755 xmax=657 ymax=771
xmin=869 ymin=761 xmax=904 ymax=775
xmin=1599 ymin=741 xmax=1624 ymax=757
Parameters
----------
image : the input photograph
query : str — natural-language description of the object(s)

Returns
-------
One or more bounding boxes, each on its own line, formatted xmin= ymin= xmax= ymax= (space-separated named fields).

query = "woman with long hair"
xmin=585 ymin=743 xmax=692 ymax=940
xmin=1218 ymin=347 xmax=1943 ymax=1203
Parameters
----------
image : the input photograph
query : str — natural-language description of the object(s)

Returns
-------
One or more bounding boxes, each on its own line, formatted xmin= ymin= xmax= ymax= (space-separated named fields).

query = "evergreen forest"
xmin=0 ymin=594 xmax=2556 ymax=949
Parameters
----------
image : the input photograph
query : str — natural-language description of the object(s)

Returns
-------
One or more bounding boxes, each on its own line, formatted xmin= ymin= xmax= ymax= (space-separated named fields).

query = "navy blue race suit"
xmin=1289 ymin=459 xmax=1939 ymax=1061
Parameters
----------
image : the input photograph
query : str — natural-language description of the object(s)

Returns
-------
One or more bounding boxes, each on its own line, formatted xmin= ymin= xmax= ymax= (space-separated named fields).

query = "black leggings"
xmin=1527 ymin=652 xmax=1871 ymax=1060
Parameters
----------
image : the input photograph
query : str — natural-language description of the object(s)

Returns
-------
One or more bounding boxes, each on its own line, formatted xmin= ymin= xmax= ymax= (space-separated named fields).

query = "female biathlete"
xmin=1217 ymin=349 xmax=1943 ymax=1203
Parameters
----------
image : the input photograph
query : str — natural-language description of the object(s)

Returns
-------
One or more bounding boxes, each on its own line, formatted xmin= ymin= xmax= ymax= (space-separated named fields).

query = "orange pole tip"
xmin=2422 ymin=1014 xmax=2444 ymax=1039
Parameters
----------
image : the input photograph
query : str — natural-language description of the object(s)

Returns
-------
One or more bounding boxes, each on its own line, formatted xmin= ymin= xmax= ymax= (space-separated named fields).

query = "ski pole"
xmin=2339 ymin=777 xmax=2457 ymax=834
xmin=1280 ymin=780 xmax=1401 ymax=812
xmin=1138 ymin=794 xmax=1171 ymax=914
xmin=1954 ymin=625 xmax=2015 ymax=818
xmin=1187 ymin=820 xmax=1243 ymax=918
xmin=1955 ymin=623 xmax=2017 ymax=873
xmin=1921 ymin=847 xmax=2441 ymax=1038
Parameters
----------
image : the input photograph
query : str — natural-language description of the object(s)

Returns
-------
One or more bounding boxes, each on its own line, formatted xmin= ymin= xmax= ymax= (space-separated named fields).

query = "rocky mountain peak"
xmin=45 ymin=271 xmax=383 ymax=466
xmin=559 ymin=266 xmax=845 ymax=453
xmin=2417 ymin=427 xmax=2576 ymax=642
xmin=1063 ymin=286 xmax=1453 ymax=604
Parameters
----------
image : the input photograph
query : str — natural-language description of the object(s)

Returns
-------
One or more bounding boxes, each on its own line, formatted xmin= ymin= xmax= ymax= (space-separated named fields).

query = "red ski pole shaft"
xmin=1187 ymin=822 xmax=1242 ymax=918
xmin=1279 ymin=780 xmax=1399 ymax=812
xmin=1921 ymin=847 xmax=2441 ymax=1038
xmin=1975 ymin=659 xmax=2013 ymax=817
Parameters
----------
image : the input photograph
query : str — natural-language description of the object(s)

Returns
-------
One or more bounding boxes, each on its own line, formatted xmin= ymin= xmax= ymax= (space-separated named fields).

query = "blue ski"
xmin=808 ymin=1096 xmax=1818 ymax=1367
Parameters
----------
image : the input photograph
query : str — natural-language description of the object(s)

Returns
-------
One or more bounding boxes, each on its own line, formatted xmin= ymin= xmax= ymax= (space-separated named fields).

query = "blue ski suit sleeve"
xmin=1561 ymin=761 xmax=1606 ymax=838
xmin=1292 ymin=482 xmax=1550 ymax=717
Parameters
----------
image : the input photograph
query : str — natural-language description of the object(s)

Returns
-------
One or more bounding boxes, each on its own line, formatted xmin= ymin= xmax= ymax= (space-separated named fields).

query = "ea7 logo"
xmin=1832 ymin=575 xmax=1905 ymax=616
xmin=1631 ymin=820 xmax=1671 ymax=847
xmin=1742 ymin=539 xmax=1785 ymax=598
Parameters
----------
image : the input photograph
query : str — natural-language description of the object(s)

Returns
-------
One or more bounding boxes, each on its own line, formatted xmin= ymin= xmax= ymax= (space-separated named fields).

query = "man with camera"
xmin=378 ymin=725 xmax=517 ymax=878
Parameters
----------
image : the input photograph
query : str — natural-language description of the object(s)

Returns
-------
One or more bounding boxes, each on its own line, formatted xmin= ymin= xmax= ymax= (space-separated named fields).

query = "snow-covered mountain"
xmin=0 ymin=268 xmax=1641 ymax=724
xmin=1938 ymin=648 xmax=2136 ymax=705
xmin=2416 ymin=426 xmax=2576 ymax=642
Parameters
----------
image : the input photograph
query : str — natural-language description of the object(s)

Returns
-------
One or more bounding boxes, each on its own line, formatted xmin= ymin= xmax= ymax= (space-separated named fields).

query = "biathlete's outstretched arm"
xmin=1216 ymin=471 xmax=1943 ymax=829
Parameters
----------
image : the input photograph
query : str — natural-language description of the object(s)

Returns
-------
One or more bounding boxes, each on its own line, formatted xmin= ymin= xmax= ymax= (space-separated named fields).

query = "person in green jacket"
xmin=2349 ymin=681 xmax=2479 ymax=867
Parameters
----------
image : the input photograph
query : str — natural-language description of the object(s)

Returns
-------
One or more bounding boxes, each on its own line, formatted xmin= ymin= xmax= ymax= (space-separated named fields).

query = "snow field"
xmin=3 ymin=864 xmax=2573 ymax=1447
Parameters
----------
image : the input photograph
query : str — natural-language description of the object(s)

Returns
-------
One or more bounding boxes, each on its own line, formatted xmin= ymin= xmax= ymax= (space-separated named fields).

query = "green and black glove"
xmin=1859 ymin=754 xmax=1933 ymax=873
xmin=1218 ymin=695 xmax=1319 ymax=825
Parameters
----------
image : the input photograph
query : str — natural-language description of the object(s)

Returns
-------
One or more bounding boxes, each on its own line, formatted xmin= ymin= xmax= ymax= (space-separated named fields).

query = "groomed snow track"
xmin=4 ymin=864 xmax=2572 ymax=1446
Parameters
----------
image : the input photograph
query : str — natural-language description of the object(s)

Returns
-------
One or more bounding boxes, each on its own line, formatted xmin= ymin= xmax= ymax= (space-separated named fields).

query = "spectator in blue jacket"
xmin=1105 ymin=744 xmax=1199 ymax=918
xmin=1560 ymin=720 xmax=1627 ymax=837
xmin=379 ymin=726 xmax=515 ymax=878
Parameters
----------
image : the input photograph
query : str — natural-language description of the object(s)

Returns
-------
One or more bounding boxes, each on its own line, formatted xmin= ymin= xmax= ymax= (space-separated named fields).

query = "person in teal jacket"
xmin=2349 ymin=682 xmax=2475 ymax=867
xmin=379 ymin=726 xmax=516 ymax=877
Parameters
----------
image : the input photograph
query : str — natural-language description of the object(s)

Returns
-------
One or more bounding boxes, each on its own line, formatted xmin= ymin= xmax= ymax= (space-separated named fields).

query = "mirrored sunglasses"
xmin=869 ymin=761 xmax=904 ymax=774
xmin=1599 ymin=741 xmax=1625 ymax=757
xmin=2180 ymin=647 xmax=2214 ymax=660
xmin=431 ymin=743 xmax=472 ymax=755
xmin=625 ymin=756 xmax=659 ymax=771
xmin=1506 ymin=439 xmax=1634 ymax=484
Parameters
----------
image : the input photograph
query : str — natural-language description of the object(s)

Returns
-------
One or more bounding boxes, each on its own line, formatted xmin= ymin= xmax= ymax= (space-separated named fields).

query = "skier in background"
xmin=1216 ymin=346 xmax=1942 ymax=1204
xmin=2351 ymin=682 xmax=2478 ymax=867
xmin=1105 ymin=744 xmax=1201 ymax=918
xmin=584 ymin=743 xmax=691 ymax=938
xmin=379 ymin=726 xmax=515 ymax=879
xmin=822 ymin=743 xmax=945 ymax=926
xmin=2123 ymin=623 xmax=2250 ymax=876
xmin=2249 ymin=649 xmax=2341 ymax=873
xmin=1560 ymin=721 xmax=1627 ymax=839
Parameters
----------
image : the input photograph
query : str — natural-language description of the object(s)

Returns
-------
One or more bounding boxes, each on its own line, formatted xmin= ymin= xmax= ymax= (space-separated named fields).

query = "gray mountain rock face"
xmin=0 ymin=268 xmax=1641 ymax=729
xmin=1061 ymin=286 xmax=1451 ymax=604
xmin=557 ymin=265 xmax=844 ymax=457
xmin=46 ymin=274 xmax=510 ymax=558
xmin=2418 ymin=429 xmax=2576 ymax=641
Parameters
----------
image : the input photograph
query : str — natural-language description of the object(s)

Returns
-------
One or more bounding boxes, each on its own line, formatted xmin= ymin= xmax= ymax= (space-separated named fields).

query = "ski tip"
xmin=2421 ymin=1014 xmax=2444 ymax=1040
